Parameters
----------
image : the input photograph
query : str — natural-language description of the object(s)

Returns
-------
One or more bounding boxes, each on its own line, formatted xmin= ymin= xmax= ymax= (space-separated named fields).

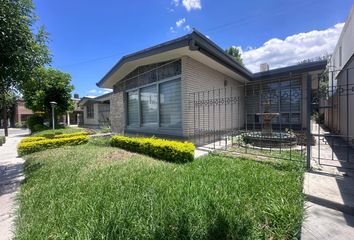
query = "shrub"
xmin=15 ymin=121 xmax=27 ymax=128
xmin=27 ymin=115 xmax=45 ymax=132
xmin=0 ymin=136 xmax=5 ymax=146
xmin=20 ymin=132 xmax=90 ymax=144
xmin=18 ymin=136 xmax=89 ymax=156
xmin=110 ymin=136 xmax=195 ymax=163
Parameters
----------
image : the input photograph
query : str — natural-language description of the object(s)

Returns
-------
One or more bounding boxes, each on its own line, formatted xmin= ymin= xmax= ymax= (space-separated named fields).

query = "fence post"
xmin=306 ymin=74 xmax=312 ymax=170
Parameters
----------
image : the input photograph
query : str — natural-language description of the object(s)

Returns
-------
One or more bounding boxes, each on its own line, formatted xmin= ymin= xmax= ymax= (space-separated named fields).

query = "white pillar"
xmin=67 ymin=112 xmax=70 ymax=126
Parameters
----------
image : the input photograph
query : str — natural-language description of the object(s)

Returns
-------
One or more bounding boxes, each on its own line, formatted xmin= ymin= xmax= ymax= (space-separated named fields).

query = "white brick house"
xmin=97 ymin=30 xmax=326 ymax=140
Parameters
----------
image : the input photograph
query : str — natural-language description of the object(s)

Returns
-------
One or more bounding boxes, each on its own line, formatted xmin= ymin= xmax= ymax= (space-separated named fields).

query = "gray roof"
xmin=96 ymin=29 xmax=253 ymax=87
xmin=96 ymin=29 xmax=327 ymax=87
xmin=253 ymin=60 xmax=328 ymax=80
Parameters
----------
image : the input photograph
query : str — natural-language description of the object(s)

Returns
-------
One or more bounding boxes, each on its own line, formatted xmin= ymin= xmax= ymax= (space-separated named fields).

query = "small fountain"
xmin=243 ymin=101 xmax=297 ymax=148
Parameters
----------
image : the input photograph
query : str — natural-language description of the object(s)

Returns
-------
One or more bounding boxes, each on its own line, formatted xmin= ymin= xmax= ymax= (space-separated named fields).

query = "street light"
xmin=50 ymin=101 xmax=57 ymax=130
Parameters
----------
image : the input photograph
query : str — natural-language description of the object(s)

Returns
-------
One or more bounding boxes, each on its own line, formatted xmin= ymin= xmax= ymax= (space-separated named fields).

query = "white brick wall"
xmin=181 ymin=56 xmax=244 ymax=137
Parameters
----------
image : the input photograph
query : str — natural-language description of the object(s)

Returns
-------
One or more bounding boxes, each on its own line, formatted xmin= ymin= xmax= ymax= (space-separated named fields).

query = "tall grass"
xmin=16 ymin=143 xmax=305 ymax=239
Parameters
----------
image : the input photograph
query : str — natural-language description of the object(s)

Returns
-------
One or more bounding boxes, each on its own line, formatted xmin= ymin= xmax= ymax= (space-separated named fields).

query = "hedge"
xmin=18 ymin=136 xmax=89 ymax=156
xmin=20 ymin=132 xmax=90 ymax=144
xmin=110 ymin=136 xmax=195 ymax=163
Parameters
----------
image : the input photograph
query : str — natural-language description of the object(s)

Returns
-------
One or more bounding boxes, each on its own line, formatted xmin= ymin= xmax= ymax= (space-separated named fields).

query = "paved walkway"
xmin=0 ymin=129 xmax=29 ymax=240
xmin=301 ymin=123 xmax=354 ymax=239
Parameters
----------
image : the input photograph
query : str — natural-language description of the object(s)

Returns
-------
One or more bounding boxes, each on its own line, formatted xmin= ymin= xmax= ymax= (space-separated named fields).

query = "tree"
xmin=22 ymin=67 xmax=74 ymax=124
xmin=0 ymin=0 xmax=50 ymax=136
xmin=225 ymin=46 xmax=244 ymax=66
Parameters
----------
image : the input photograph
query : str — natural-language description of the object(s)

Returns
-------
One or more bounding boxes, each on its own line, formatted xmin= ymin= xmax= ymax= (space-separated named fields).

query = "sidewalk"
xmin=0 ymin=129 xmax=29 ymax=240
xmin=301 ymin=123 xmax=354 ymax=239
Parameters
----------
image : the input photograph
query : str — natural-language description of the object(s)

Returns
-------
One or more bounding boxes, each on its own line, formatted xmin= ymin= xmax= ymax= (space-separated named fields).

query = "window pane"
xmin=87 ymin=104 xmax=94 ymax=118
xmin=127 ymin=90 xmax=139 ymax=126
xmin=141 ymin=85 xmax=158 ymax=125
xmin=160 ymin=79 xmax=181 ymax=128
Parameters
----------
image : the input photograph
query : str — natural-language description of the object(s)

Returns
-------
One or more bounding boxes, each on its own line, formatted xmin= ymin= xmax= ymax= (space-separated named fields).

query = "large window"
xmin=245 ymin=79 xmax=302 ymax=125
xmin=140 ymin=85 xmax=158 ymax=126
xmin=125 ymin=60 xmax=182 ymax=130
xmin=127 ymin=90 xmax=139 ymax=126
xmin=160 ymin=79 xmax=182 ymax=128
xmin=126 ymin=78 xmax=182 ymax=129
xmin=86 ymin=104 xmax=94 ymax=119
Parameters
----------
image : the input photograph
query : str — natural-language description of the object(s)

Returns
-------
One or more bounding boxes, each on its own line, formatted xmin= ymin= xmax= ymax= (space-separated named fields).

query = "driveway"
xmin=0 ymin=128 xmax=29 ymax=240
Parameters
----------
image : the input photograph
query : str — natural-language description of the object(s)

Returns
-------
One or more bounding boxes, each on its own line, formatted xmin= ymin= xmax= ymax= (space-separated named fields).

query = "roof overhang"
xmin=97 ymin=30 xmax=252 ymax=89
xmin=252 ymin=60 xmax=327 ymax=81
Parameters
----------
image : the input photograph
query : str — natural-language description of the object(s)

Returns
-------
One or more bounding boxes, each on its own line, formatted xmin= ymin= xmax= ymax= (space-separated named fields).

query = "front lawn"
xmin=16 ymin=140 xmax=305 ymax=239
xmin=32 ymin=127 xmax=87 ymax=136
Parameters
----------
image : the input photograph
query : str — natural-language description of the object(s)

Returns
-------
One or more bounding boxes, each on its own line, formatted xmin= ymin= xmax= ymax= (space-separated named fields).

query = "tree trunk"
xmin=3 ymin=106 xmax=8 ymax=136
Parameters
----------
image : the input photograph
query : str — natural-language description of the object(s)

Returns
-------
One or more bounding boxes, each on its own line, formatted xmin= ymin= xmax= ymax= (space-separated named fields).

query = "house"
xmin=78 ymin=92 xmax=111 ymax=128
xmin=325 ymin=4 xmax=354 ymax=142
xmin=13 ymin=99 xmax=34 ymax=126
xmin=59 ymin=96 xmax=83 ymax=126
xmin=0 ymin=96 xmax=83 ymax=128
xmin=96 ymin=30 xmax=326 ymax=141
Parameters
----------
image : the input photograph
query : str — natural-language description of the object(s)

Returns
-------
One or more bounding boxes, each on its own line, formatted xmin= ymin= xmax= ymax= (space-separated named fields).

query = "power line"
xmin=57 ymin=51 xmax=128 ymax=68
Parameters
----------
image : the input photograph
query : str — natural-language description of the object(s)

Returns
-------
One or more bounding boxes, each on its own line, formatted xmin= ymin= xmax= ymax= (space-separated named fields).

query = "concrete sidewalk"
xmin=301 ymin=163 xmax=354 ymax=239
xmin=0 ymin=129 xmax=29 ymax=240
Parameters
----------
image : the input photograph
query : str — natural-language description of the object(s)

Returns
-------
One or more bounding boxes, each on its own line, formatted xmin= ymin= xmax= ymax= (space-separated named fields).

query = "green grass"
xmin=32 ymin=127 xmax=88 ymax=136
xmin=16 ymin=139 xmax=305 ymax=239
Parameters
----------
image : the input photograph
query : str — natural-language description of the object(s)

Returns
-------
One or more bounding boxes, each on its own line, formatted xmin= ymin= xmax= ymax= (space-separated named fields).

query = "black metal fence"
xmin=312 ymin=68 xmax=354 ymax=169
xmin=188 ymin=76 xmax=308 ymax=163
xmin=188 ymin=69 xmax=354 ymax=169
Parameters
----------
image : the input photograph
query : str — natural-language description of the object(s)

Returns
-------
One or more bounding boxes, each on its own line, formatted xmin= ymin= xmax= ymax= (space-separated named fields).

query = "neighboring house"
xmin=0 ymin=97 xmax=83 ymax=128
xmin=96 ymin=30 xmax=326 ymax=141
xmin=325 ymin=4 xmax=354 ymax=141
xmin=78 ymin=93 xmax=111 ymax=128
xmin=59 ymin=96 xmax=83 ymax=126
xmin=14 ymin=99 xmax=33 ymax=125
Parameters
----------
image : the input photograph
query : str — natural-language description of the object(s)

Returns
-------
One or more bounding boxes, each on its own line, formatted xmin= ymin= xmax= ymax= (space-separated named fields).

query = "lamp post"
xmin=50 ymin=101 xmax=57 ymax=130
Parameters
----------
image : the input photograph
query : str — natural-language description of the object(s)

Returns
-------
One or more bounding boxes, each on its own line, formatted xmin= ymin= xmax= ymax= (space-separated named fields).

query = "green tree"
xmin=225 ymin=46 xmax=244 ymax=66
xmin=22 ymin=67 xmax=74 ymax=124
xmin=0 ymin=0 xmax=50 ymax=135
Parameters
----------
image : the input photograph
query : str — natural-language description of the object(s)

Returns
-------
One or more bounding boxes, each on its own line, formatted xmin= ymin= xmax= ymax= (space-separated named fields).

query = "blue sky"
xmin=33 ymin=0 xmax=353 ymax=97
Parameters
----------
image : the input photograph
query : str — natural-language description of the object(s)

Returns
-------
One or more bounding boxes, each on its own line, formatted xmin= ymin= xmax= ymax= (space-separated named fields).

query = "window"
xmin=86 ymin=104 xmax=94 ymax=119
xmin=127 ymin=90 xmax=139 ymax=126
xmin=160 ymin=79 xmax=181 ymax=128
xmin=125 ymin=60 xmax=182 ymax=130
xmin=140 ymin=85 xmax=158 ymax=126
xmin=245 ymin=79 xmax=301 ymax=125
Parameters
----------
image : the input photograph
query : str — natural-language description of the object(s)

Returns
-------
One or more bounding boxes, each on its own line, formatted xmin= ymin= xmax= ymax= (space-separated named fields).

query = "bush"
xmin=15 ymin=121 xmax=27 ymax=128
xmin=20 ymin=132 xmax=90 ymax=144
xmin=27 ymin=115 xmax=45 ymax=132
xmin=0 ymin=136 xmax=5 ymax=146
xmin=110 ymin=136 xmax=195 ymax=163
xmin=18 ymin=136 xmax=89 ymax=156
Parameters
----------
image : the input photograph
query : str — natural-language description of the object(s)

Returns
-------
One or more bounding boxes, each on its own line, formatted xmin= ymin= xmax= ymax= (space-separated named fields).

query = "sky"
xmin=32 ymin=0 xmax=353 ymax=97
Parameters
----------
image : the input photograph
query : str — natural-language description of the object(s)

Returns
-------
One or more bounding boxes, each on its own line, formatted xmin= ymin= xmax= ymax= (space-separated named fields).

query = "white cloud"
xmin=176 ymin=18 xmax=186 ymax=28
xmin=170 ymin=26 xmax=176 ymax=33
xmin=241 ymin=23 xmax=344 ymax=73
xmin=86 ymin=88 xmax=112 ymax=97
xmin=182 ymin=0 xmax=201 ymax=11
xmin=183 ymin=25 xmax=191 ymax=31
xmin=172 ymin=0 xmax=179 ymax=7
xmin=171 ymin=0 xmax=201 ymax=11
xmin=88 ymin=89 xmax=97 ymax=94
xmin=170 ymin=18 xmax=192 ymax=33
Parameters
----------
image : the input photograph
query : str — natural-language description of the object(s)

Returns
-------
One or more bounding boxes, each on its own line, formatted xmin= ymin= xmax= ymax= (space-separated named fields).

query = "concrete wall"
xmin=329 ymin=5 xmax=354 ymax=80
xmin=337 ymin=59 xmax=354 ymax=145
xmin=181 ymin=56 xmax=244 ymax=138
